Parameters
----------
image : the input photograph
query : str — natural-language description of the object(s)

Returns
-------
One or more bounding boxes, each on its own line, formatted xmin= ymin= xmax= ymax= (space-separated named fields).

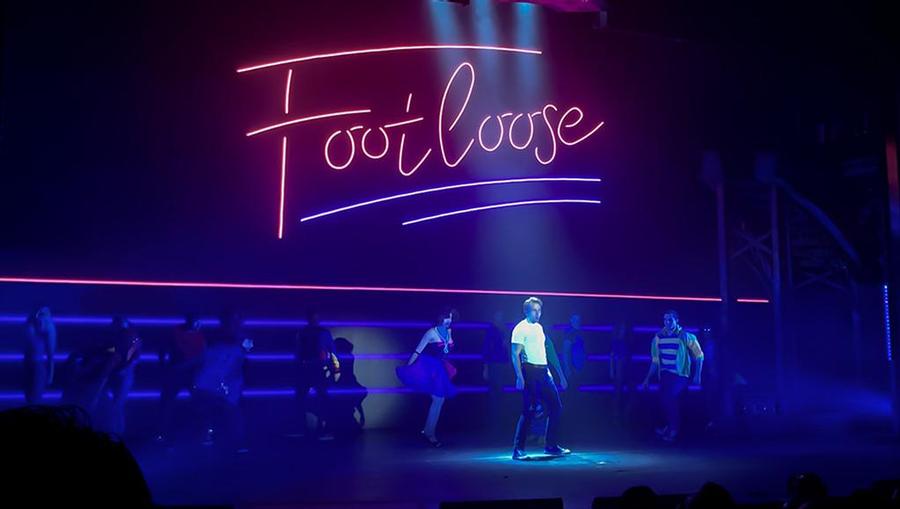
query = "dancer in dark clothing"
xmin=24 ymin=307 xmax=56 ymax=404
xmin=156 ymin=314 xmax=207 ymax=443
xmin=63 ymin=317 xmax=141 ymax=435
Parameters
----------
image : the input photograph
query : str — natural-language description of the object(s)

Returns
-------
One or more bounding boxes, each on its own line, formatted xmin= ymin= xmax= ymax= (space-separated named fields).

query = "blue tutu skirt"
xmin=396 ymin=355 xmax=457 ymax=398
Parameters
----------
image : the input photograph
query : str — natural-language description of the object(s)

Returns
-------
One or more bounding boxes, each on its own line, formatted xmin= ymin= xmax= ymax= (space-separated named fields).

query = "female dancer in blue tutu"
xmin=396 ymin=308 xmax=458 ymax=447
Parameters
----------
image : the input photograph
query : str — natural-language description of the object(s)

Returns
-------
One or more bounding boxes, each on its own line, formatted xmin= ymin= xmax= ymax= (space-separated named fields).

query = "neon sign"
xmin=238 ymin=45 xmax=605 ymax=238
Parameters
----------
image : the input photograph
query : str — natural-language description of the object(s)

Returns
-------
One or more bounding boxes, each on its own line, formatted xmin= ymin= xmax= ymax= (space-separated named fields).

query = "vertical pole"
xmin=771 ymin=186 xmax=786 ymax=414
xmin=885 ymin=132 xmax=900 ymax=434
xmin=716 ymin=181 xmax=730 ymax=417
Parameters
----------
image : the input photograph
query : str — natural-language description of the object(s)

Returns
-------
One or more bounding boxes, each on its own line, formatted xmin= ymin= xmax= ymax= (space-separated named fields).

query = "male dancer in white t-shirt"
xmin=511 ymin=296 xmax=571 ymax=460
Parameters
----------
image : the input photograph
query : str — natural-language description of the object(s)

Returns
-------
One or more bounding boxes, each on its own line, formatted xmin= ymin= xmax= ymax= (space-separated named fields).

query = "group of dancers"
xmin=19 ymin=297 xmax=705 ymax=458
xmin=24 ymin=308 xmax=255 ymax=447
xmin=395 ymin=297 xmax=704 ymax=459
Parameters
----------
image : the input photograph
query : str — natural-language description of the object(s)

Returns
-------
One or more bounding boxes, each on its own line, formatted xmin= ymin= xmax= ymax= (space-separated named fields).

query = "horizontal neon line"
xmin=736 ymin=298 xmax=770 ymax=304
xmin=236 ymin=44 xmax=542 ymax=73
xmin=402 ymin=199 xmax=604 ymax=226
xmin=0 ymin=316 xmax=711 ymax=330
xmin=0 ymin=352 xmax=652 ymax=364
xmin=0 ymin=384 xmax=702 ymax=402
xmin=299 ymin=177 xmax=603 ymax=222
xmin=0 ymin=276 xmax=726 ymax=302
xmin=246 ymin=109 xmax=371 ymax=137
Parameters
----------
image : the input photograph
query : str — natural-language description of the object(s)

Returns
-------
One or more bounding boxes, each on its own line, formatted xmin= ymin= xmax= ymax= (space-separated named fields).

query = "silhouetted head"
xmin=686 ymin=482 xmax=734 ymax=509
xmin=619 ymin=485 xmax=657 ymax=509
xmin=786 ymin=472 xmax=827 ymax=509
xmin=0 ymin=405 xmax=153 ymax=507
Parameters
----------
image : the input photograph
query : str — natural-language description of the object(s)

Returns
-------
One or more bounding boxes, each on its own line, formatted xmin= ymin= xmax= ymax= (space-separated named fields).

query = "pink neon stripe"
xmin=402 ymin=199 xmax=603 ymax=226
xmin=237 ymin=45 xmax=542 ymax=73
xmin=284 ymin=69 xmax=293 ymax=114
xmin=299 ymin=177 xmax=603 ymax=222
xmin=246 ymin=109 xmax=371 ymax=137
xmin=736 ymin=298 xmax=770 ymax=304
xmin=278 ymin=137 xmax=287 ymax=239
xmin=0 ymin=276 xmax=725 ymax=302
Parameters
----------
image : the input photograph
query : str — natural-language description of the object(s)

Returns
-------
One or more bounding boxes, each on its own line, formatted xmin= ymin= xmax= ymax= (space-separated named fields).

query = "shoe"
xmin=318 ymin=432 xmax=335 ymax=441
xmin=544 ymin=445 xmax=571 ymax=456
xmin=420 ymin=431 xmax=442 ymax=448
xmin=654 ymin=425 xmax=669 ymax=437
xmin=661 ymin=430 xmax=678 ymax=443
xmin=512 ymin=449 xmax=528 ymax=461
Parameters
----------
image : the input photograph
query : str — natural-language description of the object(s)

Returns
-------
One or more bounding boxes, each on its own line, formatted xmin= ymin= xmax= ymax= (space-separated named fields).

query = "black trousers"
xmin=158 ymin=359 xmax=201 ymax=435
xmin=660 ymin=370 xmax=689 ymax=433
xmin=296 ymin=362 xmax=331 ymax=431
xmin=513 ymin=364 xmax=562 ymax=450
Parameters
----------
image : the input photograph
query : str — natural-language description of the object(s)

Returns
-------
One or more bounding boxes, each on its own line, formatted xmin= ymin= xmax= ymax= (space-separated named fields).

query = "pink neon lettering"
xmin=477 ymin=115 xmax=504 ymax=152
xmin=247 ymin=65 xmax=604 ymax=171
xmin=324 ymin=130 xmax=356 ymax=170
xmin=246 ymin=109 xmax=371 ymax=137
xmin=557 ymin=107 xmax=604 ymax=146
xmin=240 ymin=45 xmax=608 ymax=237
xmin=438 ymin=62 xmax=476 ymax=167
xmin=361 ymin=127 xmax=390 ymax=159
xmin=508 ymin=113 xmax=535 ymax=150
xmin=398 ymin=93 xmax=432 ymax=176
xmin=278 ymin=136 xmax=287 ymax=239
xmin=284 ymin=69 xmax=293 ymax=114
xmin=534 ymin=104 xmax=558 ymax=165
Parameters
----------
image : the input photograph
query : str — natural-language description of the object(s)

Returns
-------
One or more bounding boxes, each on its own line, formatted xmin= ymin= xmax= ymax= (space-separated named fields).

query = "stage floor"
xmin=135 ymin=427 xmax=900 ymax=509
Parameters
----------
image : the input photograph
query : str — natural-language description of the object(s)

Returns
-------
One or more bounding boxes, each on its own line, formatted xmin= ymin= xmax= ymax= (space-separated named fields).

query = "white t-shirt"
xmin=511 ymin=319 xmax=548 ymax=365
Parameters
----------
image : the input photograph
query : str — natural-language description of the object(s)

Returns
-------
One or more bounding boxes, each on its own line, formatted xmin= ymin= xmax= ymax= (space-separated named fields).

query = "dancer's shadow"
xmin=330 ymin=337 xmax=367 ymax=438
xmin=518 ymin=454 xmax=566 ymax=462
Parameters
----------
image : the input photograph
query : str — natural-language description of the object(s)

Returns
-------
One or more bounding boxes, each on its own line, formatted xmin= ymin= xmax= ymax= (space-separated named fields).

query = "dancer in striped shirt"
xmin=641 ymin=310 xmax=703 ymax=442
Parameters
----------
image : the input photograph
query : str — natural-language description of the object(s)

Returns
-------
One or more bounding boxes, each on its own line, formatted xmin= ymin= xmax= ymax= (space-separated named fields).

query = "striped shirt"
xmin=650 ymin=328 xmax=703 ymax=378
xmin=656 ymin=331 xmax=683 ymax=374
